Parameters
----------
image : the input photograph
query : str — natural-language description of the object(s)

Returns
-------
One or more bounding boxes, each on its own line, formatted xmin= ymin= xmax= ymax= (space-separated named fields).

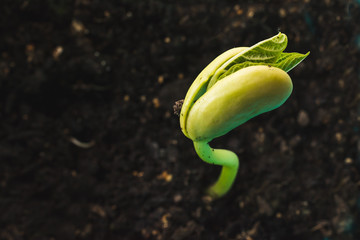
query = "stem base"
xmin=194 ymin=141 xmax=239 ymax=198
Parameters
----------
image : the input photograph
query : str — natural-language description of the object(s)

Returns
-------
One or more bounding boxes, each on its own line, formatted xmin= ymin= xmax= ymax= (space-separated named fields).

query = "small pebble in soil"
xmin=104 ymin=10 xmax=111 ymax=18
xmin=279 ymin=8 xmax=286 ymax=17
xmin=164 ymin=111 xmax=171 ymax=118
xmin=174 ymin=194 xmax=182 ymax=203
xmin=90 ymin=205 xmax=106 ymax=218
xmin=52 ymin=46 xmax=63 ymax=59
xmin=297 ymin=110 xmax=310 ymax=126
xmin=161 ymin=213 xmax=171 ymax=228
xmin=335 ymin=132 xmax=342 ymax=142
xmin=152 ymin=98 xmax=160 ymax=108
xmin=158 ymin=75 xmax=164 ymax=84
xmin=164 ymin=37 xmax=171 ymax=43
xmin=157 ymin=171 xmax=172 ymax=182
xmin=132 ymin=171 xmax=144 ymax=177
xmin=201 ymin=195 xmax=213 ymax=204
xmin=71 ymin=19 xmax=87 ymax=34
xmin=345 ymin=158 xmax=353 ymax=164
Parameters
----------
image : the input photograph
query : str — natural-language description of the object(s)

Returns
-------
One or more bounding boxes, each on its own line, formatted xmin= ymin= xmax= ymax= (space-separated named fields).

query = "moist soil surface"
xmin=1 ymin=1 xmax=360 ymax=240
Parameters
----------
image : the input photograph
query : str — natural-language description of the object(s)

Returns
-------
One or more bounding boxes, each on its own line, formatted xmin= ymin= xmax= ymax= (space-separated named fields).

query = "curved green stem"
xmin=193 ymin=141 xmax=239 ymax=198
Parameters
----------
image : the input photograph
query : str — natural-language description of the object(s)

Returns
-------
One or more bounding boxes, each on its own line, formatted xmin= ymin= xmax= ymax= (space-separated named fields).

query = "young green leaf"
xmin=274 ymin=51 xmax=310 ymax=72
xmin=207 ymin=32 xmax=288 ymax=90
xmin=218 ymin=51 xmax=310 ymax=81
xmin=207 ymin=33 xmax=309 ymax=89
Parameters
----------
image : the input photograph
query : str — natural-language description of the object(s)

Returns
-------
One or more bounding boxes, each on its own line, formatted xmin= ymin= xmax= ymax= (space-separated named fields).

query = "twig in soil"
xmin=69 ymin=137 xmax=95 ymax=148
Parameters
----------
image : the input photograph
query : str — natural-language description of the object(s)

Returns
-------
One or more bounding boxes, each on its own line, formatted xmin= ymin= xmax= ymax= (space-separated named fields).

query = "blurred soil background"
xmin=0 ymin=0 xmax=360 ymax=239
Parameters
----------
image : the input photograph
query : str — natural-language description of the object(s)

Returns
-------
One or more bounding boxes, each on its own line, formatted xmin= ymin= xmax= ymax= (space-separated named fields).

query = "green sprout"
xmin=179 ymin=33 xmax=309 ymax=198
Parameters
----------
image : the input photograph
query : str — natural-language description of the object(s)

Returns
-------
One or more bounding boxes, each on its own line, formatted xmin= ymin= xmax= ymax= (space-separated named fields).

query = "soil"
xmin=0 ymin=1 xmax=360 ymax=240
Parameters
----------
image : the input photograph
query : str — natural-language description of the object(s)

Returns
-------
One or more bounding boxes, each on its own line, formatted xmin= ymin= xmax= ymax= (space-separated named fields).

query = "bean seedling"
xmin=179 ymin=33 xmax=309 ymax=198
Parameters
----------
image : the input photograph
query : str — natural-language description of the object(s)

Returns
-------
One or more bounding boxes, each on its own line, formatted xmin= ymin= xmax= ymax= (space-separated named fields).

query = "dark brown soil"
xmin=1 ymin=1 xmax=359 ymax=240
